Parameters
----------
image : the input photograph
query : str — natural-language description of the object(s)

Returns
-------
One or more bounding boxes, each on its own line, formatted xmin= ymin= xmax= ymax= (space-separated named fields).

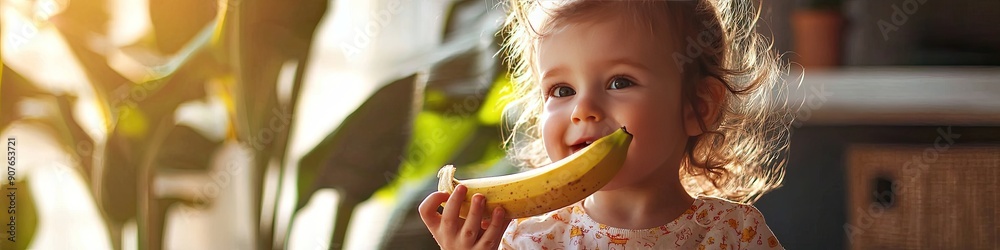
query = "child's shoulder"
xmin=690 ymin=196 xmax=782 ymax=249
xmin=690 ymin=196 xmax=768 ymax=225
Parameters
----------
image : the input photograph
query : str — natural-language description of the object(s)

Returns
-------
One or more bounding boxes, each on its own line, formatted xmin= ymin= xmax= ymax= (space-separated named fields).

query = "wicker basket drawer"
xmin=846 ymin=145 xmax=1000 ymax=249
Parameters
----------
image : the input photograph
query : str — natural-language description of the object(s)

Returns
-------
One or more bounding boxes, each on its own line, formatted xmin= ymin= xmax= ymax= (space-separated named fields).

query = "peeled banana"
xmin=437 ymin=127 xmax=633 ymax=220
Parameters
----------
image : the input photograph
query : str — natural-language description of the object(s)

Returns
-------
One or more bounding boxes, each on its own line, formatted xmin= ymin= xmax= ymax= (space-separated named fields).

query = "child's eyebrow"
xmin=540 ymin=58 xmax=652 ymax=81
xmin=540 ymin=66 xmax=567 ymax=80
xmin=600 ymin=58 xmax=652 ymax=73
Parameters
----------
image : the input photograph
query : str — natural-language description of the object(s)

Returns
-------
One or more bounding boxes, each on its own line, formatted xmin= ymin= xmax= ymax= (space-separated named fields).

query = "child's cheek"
xmin=539 ymin=111 xmax=569 ymax=160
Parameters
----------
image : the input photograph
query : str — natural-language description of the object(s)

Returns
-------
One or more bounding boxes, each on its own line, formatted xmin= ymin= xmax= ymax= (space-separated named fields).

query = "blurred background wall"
xmin=757 ymin=0 xmax=1000 ymax=249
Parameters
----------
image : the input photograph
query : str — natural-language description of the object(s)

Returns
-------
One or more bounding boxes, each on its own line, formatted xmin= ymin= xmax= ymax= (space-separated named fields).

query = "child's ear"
xmin=683 ymin=76 xmax=727 ymax=136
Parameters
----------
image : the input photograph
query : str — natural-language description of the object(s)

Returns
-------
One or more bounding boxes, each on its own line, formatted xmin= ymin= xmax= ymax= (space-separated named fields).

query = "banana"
xmin=437 ymin=127 xmax=632 ymax=220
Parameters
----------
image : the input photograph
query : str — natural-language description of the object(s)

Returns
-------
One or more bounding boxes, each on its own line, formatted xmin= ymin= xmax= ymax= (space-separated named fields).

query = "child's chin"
xmin=598 ymin=178 xmax=627 ymax=191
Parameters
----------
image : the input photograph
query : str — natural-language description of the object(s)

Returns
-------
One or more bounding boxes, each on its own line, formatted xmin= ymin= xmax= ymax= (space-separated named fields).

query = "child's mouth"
xmin=570 ymin=141 xmax=593 ymax=154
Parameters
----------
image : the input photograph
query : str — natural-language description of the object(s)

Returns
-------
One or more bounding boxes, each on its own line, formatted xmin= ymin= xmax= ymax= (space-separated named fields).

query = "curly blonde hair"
xmin=499 ymin=0 xmax=792 ymax=204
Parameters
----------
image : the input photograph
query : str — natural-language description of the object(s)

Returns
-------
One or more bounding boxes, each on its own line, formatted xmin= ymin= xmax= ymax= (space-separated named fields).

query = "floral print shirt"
xmin=501 ymin=196 xmax=782 ymax=249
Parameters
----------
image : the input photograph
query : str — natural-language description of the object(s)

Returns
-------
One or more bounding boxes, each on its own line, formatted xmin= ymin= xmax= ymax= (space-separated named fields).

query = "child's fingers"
xmin=441 ymin=184 xmax=468 ymax=232
xmin=459 ymin=194 xmax=486 ymax=246
xmin=476 ymin=206 xmax=511 ymax=249
xmin=417 ymin=191 xmax=451 ymax=230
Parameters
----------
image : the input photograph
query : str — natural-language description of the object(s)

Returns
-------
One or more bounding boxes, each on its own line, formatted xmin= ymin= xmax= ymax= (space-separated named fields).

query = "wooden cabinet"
xmin=846 ymin=145 xmax=999 ymax=249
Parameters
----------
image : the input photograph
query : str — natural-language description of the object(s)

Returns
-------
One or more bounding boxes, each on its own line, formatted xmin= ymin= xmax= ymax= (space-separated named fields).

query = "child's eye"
xmin=608 ymin=76 xmax=636 ymax=90
xmin=549 ymin=85 xmax=576 ymax=98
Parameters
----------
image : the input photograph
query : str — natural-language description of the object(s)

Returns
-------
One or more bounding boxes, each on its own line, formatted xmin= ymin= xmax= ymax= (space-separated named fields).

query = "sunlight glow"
xmin=1 ymin=6 xmax=90 ymax=95
xmin=107 ymin=0 xmax=152 ymax=47
xmin=287 ymin=189 xmax=338 ymax=250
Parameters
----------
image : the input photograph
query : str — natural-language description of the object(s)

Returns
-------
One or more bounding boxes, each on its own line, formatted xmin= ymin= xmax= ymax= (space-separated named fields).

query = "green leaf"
xmin=117 ymin=106 xmax=150 ymax=139
xmin=373 ymin=110 xmax=478 ymax=200
xmin=148 ymin=0 xmax=218 ymax=54
xmin=100 ymin=128 xmax=140 ymax=225
xmin=98 ymin=49 xmax=218 ymax=227
xmin=154 ymin=125 xmax=223 ymax=171
xmin=294 ymin=73 xmax=421 ymax=249
xmin=230 ymin=0 xmax=328 ymax=143
xmin=477 ymin=76 xmax=514 ymax=125
xmin=0 ymin=94 xmax=97 ymax=188
xmin=50 ymin=95 xmax=98 ymax=182
xmin=0 ymin=178 xmax=38 ymax=250
xmin=0 ymin=67 xmax=48 ymax=133
xmin=296 ymin=74 xmax=422 ymax=210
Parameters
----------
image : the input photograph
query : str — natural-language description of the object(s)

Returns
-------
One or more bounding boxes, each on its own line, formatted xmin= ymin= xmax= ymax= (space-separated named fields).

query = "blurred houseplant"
xmin=0 ymin=0 xmax=509 ymax=249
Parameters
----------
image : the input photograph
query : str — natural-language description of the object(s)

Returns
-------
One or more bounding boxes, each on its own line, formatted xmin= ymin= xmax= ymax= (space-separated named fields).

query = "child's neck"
xmin=582 ymin=164 xmax=694 ymax=230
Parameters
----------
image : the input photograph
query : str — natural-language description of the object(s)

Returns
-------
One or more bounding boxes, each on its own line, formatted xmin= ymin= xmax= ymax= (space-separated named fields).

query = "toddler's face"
xmin=537 ymin=17 xmax=689 ymax=191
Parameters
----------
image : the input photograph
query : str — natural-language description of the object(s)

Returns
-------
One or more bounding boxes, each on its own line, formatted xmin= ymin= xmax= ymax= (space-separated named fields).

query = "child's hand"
xmin=418 ymin=185 xmax=511 ymax=250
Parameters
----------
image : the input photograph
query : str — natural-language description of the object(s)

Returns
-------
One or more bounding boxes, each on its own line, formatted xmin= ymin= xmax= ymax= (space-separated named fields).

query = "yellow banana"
xmin=437 ymin=127 xmax=632 ymax=220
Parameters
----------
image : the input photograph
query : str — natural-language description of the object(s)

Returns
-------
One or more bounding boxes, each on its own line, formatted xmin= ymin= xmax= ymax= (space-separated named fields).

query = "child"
xmin=419 ymin=0 xmax=790 ymax=249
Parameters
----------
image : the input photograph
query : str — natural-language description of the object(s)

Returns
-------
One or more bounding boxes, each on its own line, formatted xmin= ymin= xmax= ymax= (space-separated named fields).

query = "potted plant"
xmin=792 ymin=0 xmax=844 ymax=68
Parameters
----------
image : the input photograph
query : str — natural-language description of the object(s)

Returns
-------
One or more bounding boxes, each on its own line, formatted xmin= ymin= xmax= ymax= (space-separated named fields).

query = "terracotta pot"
xmin=792 ymin=10 xmax=844 ymax=68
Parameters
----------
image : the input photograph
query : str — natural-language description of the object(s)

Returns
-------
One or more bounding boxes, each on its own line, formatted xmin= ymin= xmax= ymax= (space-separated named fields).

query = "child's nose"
xmin=571 ymin=94 xmax=604 ymax=123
